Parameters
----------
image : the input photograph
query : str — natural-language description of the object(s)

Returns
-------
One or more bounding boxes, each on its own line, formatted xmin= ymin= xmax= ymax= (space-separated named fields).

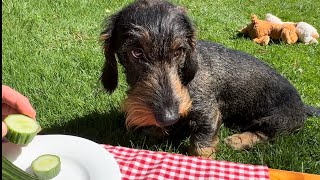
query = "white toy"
xmin=265 ymin=13 xmax=287 ymax=24
xmin=265 ymin=13 xmax=319 ymax=44
xmin=295 ymin=22 xmax=319 ymax=44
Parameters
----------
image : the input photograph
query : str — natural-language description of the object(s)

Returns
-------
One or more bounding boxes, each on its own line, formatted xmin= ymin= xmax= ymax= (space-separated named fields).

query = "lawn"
xmin=2 ymin=0 xmax=320 ymax=174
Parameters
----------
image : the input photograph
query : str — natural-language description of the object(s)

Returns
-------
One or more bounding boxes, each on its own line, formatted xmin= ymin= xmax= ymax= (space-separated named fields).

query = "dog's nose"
xmin=155 ymin=109 xmax=179 ymax=127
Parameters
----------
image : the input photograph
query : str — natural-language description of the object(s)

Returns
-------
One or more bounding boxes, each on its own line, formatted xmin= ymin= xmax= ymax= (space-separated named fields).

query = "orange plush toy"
xmin=241 ymin=14 xmax=298 ymax=45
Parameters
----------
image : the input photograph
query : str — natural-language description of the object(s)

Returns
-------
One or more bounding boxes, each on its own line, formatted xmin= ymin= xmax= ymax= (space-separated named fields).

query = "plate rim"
xmin=2 ymin=134 xmax=122 ymax=180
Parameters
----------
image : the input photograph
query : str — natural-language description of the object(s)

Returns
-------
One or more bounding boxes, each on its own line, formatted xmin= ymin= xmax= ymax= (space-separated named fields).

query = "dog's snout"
xmin=155 ymin=109 xmax=179 ymax=127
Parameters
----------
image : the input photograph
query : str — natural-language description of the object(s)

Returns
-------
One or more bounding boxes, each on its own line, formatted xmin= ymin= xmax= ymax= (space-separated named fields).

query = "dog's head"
xmin=100 ymin=0 xmax=198 ymax=128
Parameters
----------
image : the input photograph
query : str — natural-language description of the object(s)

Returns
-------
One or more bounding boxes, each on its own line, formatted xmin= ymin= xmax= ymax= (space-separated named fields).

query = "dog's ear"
xmin=181 ymin=32 xmax=198 ymax=85
xmin=100 ymin=15 xmax=118 ymax=93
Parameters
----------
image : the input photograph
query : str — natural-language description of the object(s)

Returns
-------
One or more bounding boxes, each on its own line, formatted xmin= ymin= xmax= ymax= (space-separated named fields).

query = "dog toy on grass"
xmin=240 ymin=14 xmax=298 ymax=45
xmin=265 ymin=13 xmax=319 ymax=44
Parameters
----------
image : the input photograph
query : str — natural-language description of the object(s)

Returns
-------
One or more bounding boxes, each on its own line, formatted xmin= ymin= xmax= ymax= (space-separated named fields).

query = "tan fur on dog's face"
xmin=123 ymin=92 xmax=160 ymax=129
xmin=123 ymin=63 xmax=192 ymax=129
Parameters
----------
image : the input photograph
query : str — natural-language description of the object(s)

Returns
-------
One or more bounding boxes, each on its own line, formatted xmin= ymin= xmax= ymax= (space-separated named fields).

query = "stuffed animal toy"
xmin=265 ymin=13 xmax=319 ymax=44
xmin=265 ymin=13 xmax=295 ymax=24
xmin=241 ymin=14 xmax=298 ymax=45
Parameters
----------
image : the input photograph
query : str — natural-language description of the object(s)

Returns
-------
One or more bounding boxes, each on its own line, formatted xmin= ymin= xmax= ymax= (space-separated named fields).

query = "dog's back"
xmin=189 ymin=40 xmax=306 ymax=133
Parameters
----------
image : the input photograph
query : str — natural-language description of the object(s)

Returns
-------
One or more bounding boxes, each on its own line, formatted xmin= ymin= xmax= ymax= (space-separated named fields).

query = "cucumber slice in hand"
xmin=32 ymin=154 xmax=61 ymax=180
xmin=4 ymin=114 xmax=41 ymax=145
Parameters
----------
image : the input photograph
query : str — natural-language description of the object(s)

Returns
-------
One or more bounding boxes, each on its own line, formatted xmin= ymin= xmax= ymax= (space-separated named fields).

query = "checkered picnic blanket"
xmin=103 ymin=145 xmax=270 ymax=180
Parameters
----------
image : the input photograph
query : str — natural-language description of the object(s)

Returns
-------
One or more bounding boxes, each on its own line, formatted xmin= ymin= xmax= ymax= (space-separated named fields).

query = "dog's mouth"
xmin=122 ymin=96 xmax=161 ymax=128
xmin=123 ymin=65 xmax=192 ymax=129
xmin=122 ymin=86 xmax=182 ymax=128
xmin=123 ymin=98 xmax=181 ymax=128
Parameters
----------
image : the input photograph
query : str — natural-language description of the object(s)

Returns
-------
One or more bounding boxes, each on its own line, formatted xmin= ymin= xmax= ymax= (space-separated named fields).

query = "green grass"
xmin=2 ymin=0 xmax=320 ymax=174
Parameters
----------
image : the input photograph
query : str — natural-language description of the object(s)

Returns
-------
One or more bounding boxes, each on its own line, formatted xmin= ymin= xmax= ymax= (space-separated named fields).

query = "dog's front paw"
xmin=188 ymin=146 xmax=216 ymax=159
xmin=224 ymin=132 xmax=267 ymax=150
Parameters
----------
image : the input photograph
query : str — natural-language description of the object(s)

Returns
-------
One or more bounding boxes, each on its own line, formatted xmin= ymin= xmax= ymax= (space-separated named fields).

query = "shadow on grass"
xmin=38 ymin=109 xmax=320 ymax=173
xmin=39 ymin=108 xmax=190 ymax=154
xmin=232 ymin=31 xmax=282 ymax=45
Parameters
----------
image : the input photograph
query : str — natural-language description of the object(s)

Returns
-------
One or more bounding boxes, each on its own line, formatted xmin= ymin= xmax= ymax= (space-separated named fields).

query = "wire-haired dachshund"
xmin=99 ymin=0 xmax=320 ymax=158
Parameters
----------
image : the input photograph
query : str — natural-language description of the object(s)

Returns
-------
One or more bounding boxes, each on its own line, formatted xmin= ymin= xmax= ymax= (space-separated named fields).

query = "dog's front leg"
xmin=188 ymin=108 xmax=222 ymax=159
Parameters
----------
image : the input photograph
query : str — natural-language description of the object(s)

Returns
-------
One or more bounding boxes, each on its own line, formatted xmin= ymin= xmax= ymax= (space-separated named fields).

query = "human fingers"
xmin=2 ymin=103 xmax=19 ymax=120
xmin=16 ymin=96 xmax=36 ymax=119
xmin=2 ymin=85 xmax=36 ymax=119
xmin=2 ymin=121 xmax=8 ymax=137
xmin=2 ymin=85 xmax=19 ymax=107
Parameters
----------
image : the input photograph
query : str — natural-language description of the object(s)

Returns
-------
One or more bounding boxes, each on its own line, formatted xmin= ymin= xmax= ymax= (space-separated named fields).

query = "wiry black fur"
xmin=100 ymin=0 xmax=320 ymax=152
xmin=100 ymin=0 xmax=197 ymax=92
xmin=188 ymin=41 xmax=311 ymax=138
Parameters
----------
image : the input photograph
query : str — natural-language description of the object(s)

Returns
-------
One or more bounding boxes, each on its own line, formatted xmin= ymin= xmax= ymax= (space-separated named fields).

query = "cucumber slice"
xmin=2 ymin=156 xmax=38 ymax=180
xmin=4 ymin=114 xmax=41 ymax=145
xmin=32 ymin=154 xmax=61 ymax=180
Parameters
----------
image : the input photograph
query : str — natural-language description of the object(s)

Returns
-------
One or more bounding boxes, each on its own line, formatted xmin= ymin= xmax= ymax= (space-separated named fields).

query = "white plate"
xmin=2 ymin=135 xmax=121 ymax=180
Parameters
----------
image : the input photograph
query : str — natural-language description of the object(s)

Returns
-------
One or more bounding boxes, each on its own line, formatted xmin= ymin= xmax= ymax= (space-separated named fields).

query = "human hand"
xmin=2 ymin=85 xmax=36 ymax=137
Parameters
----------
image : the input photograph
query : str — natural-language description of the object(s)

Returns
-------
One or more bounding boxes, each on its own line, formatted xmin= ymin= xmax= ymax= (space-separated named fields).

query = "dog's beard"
xmin=123 ymin=94 xmax=160 ymax=129
xmin=123 ymin=65 xmax=192 ymax=129
xmin=122 ymin=78 xmax=161 ymax=129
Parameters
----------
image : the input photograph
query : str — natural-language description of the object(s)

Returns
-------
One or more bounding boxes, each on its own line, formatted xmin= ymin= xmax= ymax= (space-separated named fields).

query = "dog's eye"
xmin=131 ymin=48 xmax=144 ymax=59
xmin=174 ymin=47 xmax=184 ymax=58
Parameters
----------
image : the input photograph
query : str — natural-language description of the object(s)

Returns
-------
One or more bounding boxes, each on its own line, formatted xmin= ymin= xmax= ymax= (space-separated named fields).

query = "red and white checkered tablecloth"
xmin=103 ymin=145 xmax=270 ymax=180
